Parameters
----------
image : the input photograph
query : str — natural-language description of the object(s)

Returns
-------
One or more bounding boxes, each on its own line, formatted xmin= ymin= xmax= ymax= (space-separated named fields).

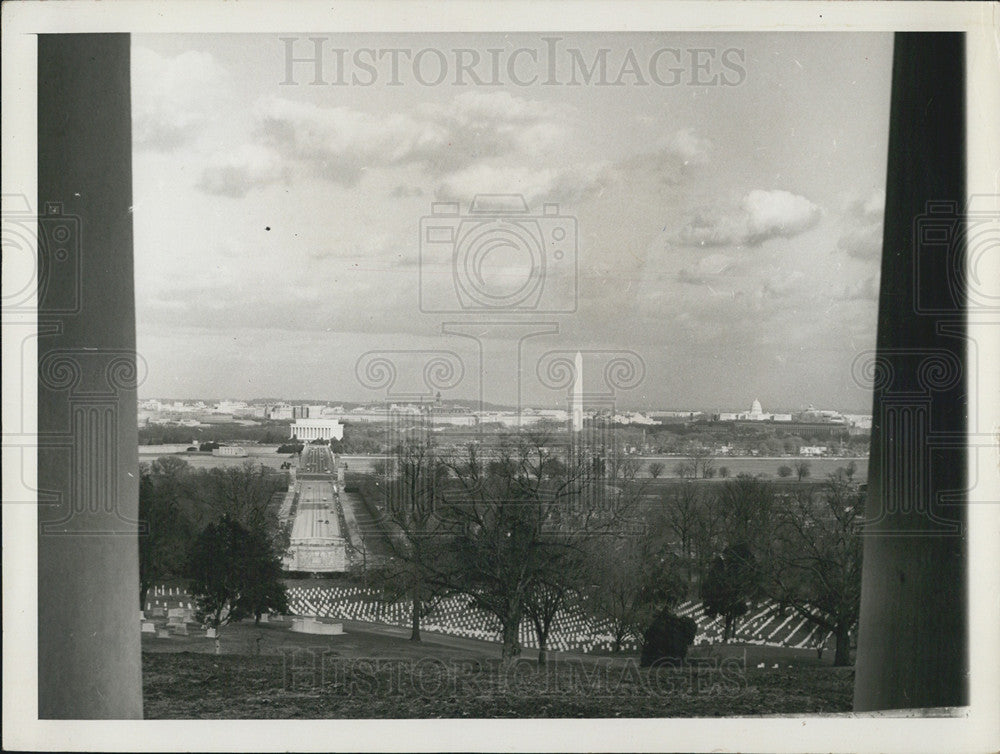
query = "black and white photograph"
xmin=2 ymin=2 xmax=999 ymax=751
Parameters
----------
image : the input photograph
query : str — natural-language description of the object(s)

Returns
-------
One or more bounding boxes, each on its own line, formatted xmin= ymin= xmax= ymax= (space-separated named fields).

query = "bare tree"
xmin=605 ymin=444 xmax=642 ymax=482
xmin=718 ymin=475 xmax=775 ymax=545
xmin=673 ymin=460 xmax=695 ymax=479
xmin=437 ymin=434 xmax=635 ymax=662
xmin=522 ymin=577 xmax=575 ymax=666
xmin=658 ymin=482 xmax=704 ymax=586
xmin=369 ymin=439 xmax=452 ymax=642
xmin=702 ymin=542 xmax=760 ymax=642
xmin=686 ymin=443 xmax=716 ymax=479
xmin=371 ymin=457 xmax=396 ymax=484
xmin=794 ymin=459 xmax=812 ymax=481
xmin=690 ymin=492 xmax=726 ymax=587
xmin=585 ymin=527 xmax=687 ymax=652
xmin=647 ymin=461 xmax=666 ymax=479
xmin=765 ymin=477 xmax=863 ymax=666
xmin=685 ymin=477 xmax=777 ymax=640
xmin=198 ymin=461 xmax=287 ymax=544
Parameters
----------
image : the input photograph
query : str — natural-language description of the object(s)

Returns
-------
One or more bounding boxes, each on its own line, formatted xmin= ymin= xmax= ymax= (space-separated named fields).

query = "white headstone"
xmin=259 ymin=613 xmax=269 ymax=624
xmin=141 ymin=622 xmax=156 ymax=633
xmin=205 ymin=628 xmax=217 ymax=638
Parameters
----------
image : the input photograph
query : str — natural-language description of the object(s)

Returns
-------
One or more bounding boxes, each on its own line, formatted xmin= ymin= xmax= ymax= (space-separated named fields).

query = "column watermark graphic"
xmin=2 ymin=194 xmax=147 ymax=533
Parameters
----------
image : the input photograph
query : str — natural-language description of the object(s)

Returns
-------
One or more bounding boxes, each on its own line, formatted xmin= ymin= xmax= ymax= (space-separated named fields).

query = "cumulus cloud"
xmin=617 ymin=128 xmax=713 ymax=189
xmin=838 ymin=274 xmax=880 ymax=301
xmin=677 ymin=208 xmax=740 ymax=247
xmin=759 ymin=270 xmax=807 ymax=299
xmin=678 ymin=190 xmax=823 ymax=248
xmin=838 ymin=225 xmax=882 ymax=259
xmin=223 ymin=91 xmax=574 ymax=192
xmin=195 ymin=91 xmax=707 ymax=203
xmin=837 ymin=188 xmax=885 ymax=259
xmin=196 ymin=144 xmax=290 ymax=198
xmin=255 ymin=99 xmax=431 ymax=186
xmin=676 ymin=253 xmax=734 ymax=285
xmin=658 ymin=128 xmax=712 ymax=165
xmin=420 ymin=91 xmax=571 ymax=170
xmin=391 ymin=185 xmax=424 ymax=198
xmin=132 ymin=47 xmax=229 ymax=151
xmin=743 ymin=190 xmax=823 ymax=244
xmin=434 ymin=161 xmax=614 ymax=207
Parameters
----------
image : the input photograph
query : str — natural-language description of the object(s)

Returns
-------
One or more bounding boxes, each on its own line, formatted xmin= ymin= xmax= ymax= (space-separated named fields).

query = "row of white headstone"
xmin=140 ymin=619 xmax=216 ymax=639
xmin=151 ymin=586 xmax=188 ymax=596
xmin=139 ymin=607 xmax=275 ymax=639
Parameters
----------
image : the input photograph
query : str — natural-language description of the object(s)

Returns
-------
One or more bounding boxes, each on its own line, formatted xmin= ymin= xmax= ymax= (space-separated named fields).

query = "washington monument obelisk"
xmin=571 ymin=351 xmax=584 ymax=432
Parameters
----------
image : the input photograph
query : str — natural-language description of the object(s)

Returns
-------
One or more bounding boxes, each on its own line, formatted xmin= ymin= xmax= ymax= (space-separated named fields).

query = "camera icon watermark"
xmin=913 ymin=195 xmax=1000 ymax=314
xmin=419 ymin=194 xmax=577 ymax=314
xmin=2 ymin=194 xmax=82 ymax=315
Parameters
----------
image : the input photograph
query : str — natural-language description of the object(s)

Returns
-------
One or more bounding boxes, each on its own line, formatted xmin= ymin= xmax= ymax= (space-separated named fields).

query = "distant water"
xmin=137 ymin=444 xmax=192 ymax=454
xmin=138 ymin=445 xmax=293 ymax=470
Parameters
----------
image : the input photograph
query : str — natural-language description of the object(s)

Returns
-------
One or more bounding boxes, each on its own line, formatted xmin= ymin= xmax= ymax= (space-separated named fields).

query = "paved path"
xmin=285 ymin=446 xmax=346 ymax=571
xmin=289 ymin=480 xmax=340 ymax=542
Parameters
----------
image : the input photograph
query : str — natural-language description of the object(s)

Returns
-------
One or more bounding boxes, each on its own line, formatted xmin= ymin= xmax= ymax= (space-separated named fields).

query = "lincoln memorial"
xmin=290 ymin=417 xmax=345 ymax=441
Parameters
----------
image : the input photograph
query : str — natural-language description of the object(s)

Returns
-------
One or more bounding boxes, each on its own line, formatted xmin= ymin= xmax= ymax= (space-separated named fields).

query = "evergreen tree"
xmin=185 ymin=515 xmax=288 ymax=630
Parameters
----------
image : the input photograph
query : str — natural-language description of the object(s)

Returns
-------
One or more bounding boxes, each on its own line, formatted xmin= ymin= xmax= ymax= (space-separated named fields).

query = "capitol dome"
xmin=750 ymin=398 xmax=763 ymax=417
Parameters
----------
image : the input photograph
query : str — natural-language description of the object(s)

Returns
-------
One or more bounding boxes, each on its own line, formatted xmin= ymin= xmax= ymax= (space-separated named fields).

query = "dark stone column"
xmin=37 ymin=33 xmax=143 ymax=718
xmin=853 ymin=33 xmax=967 ymax=711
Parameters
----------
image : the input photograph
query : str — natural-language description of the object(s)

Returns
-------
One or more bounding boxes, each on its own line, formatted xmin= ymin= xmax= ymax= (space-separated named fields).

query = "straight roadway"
xmin=289 ymin=479 xmax=340 ymax=543
xmin=285 ymin=445 xmax=346 ymax=571
xmin=300 ymin=444 xmax=335 ymax=475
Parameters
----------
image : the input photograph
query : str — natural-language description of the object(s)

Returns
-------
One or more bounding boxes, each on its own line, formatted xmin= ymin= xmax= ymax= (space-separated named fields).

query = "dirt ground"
xmin=142 ymin=618 xmax=853 ymax=718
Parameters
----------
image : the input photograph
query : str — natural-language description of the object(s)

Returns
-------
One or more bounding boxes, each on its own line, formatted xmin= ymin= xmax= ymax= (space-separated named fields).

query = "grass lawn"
xmin=142 ymin=620 xmax=853 ymax=718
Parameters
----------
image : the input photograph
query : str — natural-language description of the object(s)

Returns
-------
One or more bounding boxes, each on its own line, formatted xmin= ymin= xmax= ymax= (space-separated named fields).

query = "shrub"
xmin=777 ymin=465 xmax=793 ymax=478
xmin=640 ymin=610 xmax=697 ymax=667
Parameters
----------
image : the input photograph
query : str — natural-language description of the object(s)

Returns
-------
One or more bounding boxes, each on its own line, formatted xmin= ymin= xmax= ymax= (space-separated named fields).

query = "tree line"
xmin=139 ymin=458 xmax=291 ymax=629
xmin=649 ymin=469 xmax=862 ymax=664
xmin=139 ymin=437 xmax=863 ymax=666
xmin=356 ymin=435 xmax=864 ymax=666
xmin=139 ymin=421 xmax=387 ymax=454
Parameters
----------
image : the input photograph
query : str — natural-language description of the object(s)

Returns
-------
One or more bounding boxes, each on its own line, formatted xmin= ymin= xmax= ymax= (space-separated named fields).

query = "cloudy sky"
xmin=132 ymin=33 xmax=891 ymax=412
